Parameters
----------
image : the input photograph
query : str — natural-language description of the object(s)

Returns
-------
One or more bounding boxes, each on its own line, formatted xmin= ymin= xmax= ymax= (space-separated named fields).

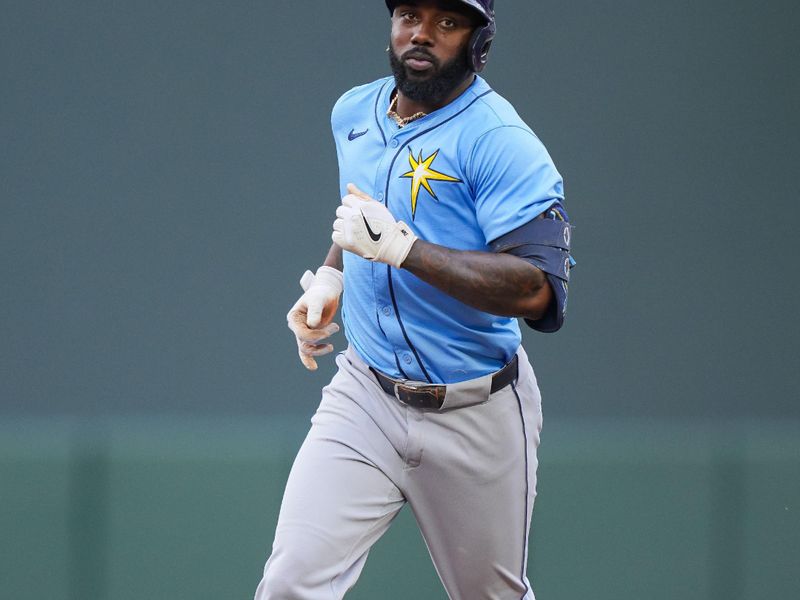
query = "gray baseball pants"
xmin=255 ymin=345 xmax=542 ymax=600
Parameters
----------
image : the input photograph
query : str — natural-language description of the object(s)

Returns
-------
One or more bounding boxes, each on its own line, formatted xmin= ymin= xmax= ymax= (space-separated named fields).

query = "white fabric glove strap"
xmin=372 ymin=221 xmax=417 ymax=268
xmin=310 ymin=265 xmax=344 ymax=295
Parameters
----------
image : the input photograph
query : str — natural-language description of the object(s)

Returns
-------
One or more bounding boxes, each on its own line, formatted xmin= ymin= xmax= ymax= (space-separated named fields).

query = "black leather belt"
xmin=370 ymin=355 xmax=519 ymax=410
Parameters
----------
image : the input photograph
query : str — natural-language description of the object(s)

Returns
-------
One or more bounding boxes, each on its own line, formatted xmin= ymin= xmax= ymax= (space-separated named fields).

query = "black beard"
xmin=389 ymin=45 xmax=472 ymax=105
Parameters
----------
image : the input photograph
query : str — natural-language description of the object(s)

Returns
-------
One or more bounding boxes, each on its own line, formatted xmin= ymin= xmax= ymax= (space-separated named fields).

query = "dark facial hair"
xmin=389 ymin=44 xmax=472 ymax=105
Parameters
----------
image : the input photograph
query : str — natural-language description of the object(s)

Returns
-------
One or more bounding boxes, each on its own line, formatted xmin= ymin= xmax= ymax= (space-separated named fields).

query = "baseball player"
xmin=255 ymin=1 xmax=573 ymax=598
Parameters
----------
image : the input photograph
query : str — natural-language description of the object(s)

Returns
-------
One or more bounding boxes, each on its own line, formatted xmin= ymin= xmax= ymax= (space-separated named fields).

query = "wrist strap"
xmin=314 ymin=266 xmax=344 ymax=294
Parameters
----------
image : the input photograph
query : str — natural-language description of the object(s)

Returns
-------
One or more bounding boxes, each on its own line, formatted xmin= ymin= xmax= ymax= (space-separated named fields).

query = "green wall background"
xmin=2 ymin=0 xmax=799 ymax=598
xmin=2 ymin=417 xmax=799 ymax=600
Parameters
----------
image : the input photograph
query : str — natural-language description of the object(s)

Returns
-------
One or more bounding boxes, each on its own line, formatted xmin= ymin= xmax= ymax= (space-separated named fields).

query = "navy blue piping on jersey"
xmin=511 ymin=381 xmax=531 ymax=598
xmin=381 ymin=88 xmax=494 ymax=383
xmin=371 ymin=262 xmax=411 ymax=378
xmin=373 ymin=80 xmax=390 ymax=146
xmin=394 ymin=353 xmax=410 ymax=380
xmin=386 ymin=263 xmax=432 ymax=382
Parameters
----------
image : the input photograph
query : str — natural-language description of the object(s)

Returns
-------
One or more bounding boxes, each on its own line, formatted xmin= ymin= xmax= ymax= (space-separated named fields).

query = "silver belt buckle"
xmin=393 ymin=380 xmax=417 ymax=403
xmin=393 ymin=380 xmax=446 ymax=409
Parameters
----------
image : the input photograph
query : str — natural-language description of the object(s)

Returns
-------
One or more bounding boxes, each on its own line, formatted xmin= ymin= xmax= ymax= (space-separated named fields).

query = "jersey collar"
xmin=380 ymin=75 xmax=492 ymax=135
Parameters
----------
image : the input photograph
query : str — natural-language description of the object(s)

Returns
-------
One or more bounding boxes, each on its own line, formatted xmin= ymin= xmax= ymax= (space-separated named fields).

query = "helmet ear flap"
xmin=469 ymin=21 xmax=496 ymax=72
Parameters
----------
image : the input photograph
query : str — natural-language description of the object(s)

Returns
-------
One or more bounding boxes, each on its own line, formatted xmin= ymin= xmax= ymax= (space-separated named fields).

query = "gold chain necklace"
xmin=387 ymin=93 xmax=427 ymax=127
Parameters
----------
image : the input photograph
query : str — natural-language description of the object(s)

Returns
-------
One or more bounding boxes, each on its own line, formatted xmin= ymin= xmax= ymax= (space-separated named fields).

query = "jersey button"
xmin=390 ymin=139 xmax=399 ymax=148
xmin=377 ymin=192 xmax=384 ymax=200
xmin=382 ymin=306 xmax=392 ymax=316
xmin=403 ymin=354 xmax=413 ymax=365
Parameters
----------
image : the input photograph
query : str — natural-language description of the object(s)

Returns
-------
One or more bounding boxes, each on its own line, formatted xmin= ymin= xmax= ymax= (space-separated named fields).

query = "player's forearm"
xmin=323 ymin=243 xmax=343 ymax=271
xmin=402 ymin=240 xmax=552 ymax=320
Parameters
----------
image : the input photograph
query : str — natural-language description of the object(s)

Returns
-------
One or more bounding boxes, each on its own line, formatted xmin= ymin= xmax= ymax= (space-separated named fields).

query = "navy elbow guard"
xmin=490 ymin=204 xmax=575 ymax=332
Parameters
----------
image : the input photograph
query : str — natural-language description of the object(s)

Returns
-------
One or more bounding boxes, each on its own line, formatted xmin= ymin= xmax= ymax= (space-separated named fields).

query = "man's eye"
xmin=439 ymin=18 xmax=457 ymax=29
xmin=401 ymin=11 xmax=418 ymax=22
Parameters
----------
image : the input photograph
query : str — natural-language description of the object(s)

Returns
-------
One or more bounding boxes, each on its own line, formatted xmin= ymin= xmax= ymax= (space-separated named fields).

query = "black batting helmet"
xmin=385 ymin=0 xmax=496 ymax=72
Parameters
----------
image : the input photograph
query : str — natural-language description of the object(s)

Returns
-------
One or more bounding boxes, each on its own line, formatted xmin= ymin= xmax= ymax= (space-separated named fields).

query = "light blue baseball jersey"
xmin=331 ymin=75 xmax=564 ymax=384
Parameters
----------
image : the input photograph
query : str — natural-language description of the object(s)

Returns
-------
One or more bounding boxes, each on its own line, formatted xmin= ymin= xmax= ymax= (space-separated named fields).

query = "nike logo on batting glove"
xmin=361 ymin=211 xmax=382 ymax=242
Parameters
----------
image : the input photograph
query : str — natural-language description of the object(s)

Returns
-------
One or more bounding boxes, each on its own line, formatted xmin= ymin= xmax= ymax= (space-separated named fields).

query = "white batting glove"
xmin=286 ymin=266 xmax=343 ymax=371
xmin=332 ymin=183 xmax=418 ymax=268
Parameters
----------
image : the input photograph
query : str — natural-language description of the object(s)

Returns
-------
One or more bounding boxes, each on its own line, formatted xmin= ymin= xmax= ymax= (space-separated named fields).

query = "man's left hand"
xmin=332 ymin=183 xmax=418 ymax=268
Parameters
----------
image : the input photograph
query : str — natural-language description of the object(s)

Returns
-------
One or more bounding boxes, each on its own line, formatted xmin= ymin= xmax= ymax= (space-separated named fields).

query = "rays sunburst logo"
xmin=400 ymin=148 xmax=461 ymax=220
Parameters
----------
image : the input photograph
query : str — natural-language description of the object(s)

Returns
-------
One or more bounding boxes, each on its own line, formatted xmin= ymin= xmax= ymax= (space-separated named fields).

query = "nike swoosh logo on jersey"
xmin=348 ymin=128 xmax=369 ymax=141
xmin=361 ymin=212 xmax=381 ymax=242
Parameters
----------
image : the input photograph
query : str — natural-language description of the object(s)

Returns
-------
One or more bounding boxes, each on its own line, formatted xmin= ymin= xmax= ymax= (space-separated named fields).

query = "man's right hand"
xmin=286 ymin=266 xmax=343 ymax=371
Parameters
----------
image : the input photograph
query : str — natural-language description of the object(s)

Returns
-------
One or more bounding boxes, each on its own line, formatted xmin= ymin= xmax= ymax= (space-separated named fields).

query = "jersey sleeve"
xmin=466 ymin=125 xmax=564 ymax=244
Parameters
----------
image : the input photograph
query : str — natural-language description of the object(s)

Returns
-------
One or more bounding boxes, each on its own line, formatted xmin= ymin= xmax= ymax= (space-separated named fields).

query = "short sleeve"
xmin=467 ymin=126 xmax=564 ymax=244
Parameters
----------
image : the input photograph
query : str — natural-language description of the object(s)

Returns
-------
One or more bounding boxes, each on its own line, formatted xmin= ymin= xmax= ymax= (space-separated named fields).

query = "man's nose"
xmin=410 ymin=20 xmax=435 ymax=46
